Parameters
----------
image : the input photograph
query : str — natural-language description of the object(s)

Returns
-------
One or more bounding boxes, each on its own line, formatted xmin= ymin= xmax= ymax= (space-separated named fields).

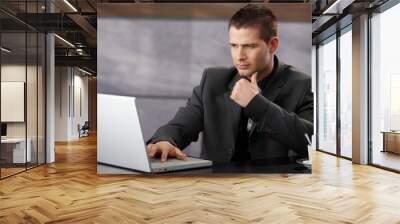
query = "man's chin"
xmin=238 ymin=71 xmax=253 ymax=78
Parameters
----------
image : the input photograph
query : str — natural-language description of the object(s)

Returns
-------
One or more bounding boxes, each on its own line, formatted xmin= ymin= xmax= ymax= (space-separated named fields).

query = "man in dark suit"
xmin=147 ymin=4 xmax=313 ymax=163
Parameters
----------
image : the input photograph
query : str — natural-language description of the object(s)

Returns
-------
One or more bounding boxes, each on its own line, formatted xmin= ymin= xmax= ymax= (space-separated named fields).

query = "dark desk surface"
xmin=98 ymin=157 xmax=311 ymax=175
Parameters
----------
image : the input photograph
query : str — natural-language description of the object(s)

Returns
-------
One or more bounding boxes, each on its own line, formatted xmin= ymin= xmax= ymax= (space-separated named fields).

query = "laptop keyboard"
xmin=150 ymin=158 xmax=184 ymax=164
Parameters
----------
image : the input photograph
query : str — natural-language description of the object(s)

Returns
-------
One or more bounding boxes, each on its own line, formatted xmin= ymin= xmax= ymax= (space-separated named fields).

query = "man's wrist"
xmin=244 ymin=94 xmax=270 ymax=122
xmin=148 ymin=137 xmax=178 ymax=147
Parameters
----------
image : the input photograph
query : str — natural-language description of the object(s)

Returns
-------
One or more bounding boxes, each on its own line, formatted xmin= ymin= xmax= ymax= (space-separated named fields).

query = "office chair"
xmin=79 ymin=121 xmax=90 ymax=138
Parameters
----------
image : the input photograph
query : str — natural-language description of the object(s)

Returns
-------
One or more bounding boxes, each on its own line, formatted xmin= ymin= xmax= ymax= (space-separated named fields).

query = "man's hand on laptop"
xmin=147 ymin=141 xmax=187 ymax=162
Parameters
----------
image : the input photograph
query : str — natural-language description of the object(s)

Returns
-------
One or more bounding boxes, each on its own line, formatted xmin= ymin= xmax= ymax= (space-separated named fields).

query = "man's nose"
xmin=237 ymin=48 xmax=246 ymax=61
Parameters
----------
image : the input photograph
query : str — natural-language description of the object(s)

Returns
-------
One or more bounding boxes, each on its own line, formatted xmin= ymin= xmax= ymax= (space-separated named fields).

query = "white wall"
xmin=55 ymin=67 xmax=89 ymax=141
xmin=71 ymin=73 xmax=89 ymax=138
xmin=1 ymin=65 xmax=26 ymax=130
xmin=55 ymin=66 xmax=70 ymax=141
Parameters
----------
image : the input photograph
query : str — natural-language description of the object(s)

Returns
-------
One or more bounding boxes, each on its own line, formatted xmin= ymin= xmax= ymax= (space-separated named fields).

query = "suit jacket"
xmin=150 ymin=58 xmax=313 ymax=162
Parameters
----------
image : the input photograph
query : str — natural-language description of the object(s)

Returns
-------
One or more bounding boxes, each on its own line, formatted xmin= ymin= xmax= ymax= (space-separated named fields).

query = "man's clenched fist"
xmin=230 ymin=73 xmax=260 ymax=107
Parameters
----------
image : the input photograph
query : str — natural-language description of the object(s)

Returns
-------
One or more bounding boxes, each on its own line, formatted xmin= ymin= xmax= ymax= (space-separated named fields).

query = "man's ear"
xmin=269 ymin=37 xmax=279 ymax=54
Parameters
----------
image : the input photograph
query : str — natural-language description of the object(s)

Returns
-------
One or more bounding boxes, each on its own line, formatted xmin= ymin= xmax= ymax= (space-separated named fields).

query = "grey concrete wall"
xmin=98 ymin=18 xmax=311 ymax=97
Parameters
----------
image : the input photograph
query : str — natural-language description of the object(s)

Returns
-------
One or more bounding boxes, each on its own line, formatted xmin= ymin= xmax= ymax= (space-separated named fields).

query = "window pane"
xmin=371 ymin=3 xmax=400 ymax=171
xmin=1 ymin=31 xmax=28 ymax=177
xmin=318 ymin=37 xmax=337 ymax=154
xmin=38 ymin=32 xmax=46 ymax=165
xmin=27 ymin=31 xmax=38 ymax=169
xmin=340 ymin=29 xmax=352 ymax=158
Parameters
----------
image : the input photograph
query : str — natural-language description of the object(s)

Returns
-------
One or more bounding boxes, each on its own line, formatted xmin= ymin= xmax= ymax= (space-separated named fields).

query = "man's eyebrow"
xmin=243 ymin=43 xmax=258 ymax=46
xmin=229 ymin=43 xmax=258 ymax=46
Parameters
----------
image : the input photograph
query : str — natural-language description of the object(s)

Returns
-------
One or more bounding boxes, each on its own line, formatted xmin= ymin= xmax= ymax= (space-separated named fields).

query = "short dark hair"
xmin=228 ymin=4 xmax=278 ymax=43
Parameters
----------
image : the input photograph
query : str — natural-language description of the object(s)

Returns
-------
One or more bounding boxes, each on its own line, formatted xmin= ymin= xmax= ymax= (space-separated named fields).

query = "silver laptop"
xmin=97 ymin=93 xmax=212 ymax=173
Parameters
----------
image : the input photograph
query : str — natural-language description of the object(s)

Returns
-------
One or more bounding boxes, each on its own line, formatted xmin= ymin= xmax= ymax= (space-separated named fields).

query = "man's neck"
xmin=256 ymin=57 xmax=275 ymax=82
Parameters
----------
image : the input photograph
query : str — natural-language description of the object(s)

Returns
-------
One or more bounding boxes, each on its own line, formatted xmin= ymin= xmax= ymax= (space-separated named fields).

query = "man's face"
xmin=229 ymin=26 xmax=274 ymax=78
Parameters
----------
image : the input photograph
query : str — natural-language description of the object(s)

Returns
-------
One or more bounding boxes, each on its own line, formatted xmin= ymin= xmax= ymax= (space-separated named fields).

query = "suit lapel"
xmin=261 ymin=63 xmax=286 ymax=102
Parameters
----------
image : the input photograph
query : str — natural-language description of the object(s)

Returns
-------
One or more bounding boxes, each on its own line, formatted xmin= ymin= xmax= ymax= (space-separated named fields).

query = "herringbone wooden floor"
xmin=1 ymin=135 xmax=400 ymax=224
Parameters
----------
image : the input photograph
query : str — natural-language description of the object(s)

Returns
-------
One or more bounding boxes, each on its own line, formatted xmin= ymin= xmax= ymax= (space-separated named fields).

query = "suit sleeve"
xmin=244 ymin=77 xmax=313 ymax=155
xmin=147 ymin=70 xmax=208 ymax=150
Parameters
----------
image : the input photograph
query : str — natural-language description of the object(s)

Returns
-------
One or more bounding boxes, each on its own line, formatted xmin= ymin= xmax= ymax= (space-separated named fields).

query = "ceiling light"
xmin=322 ymin=0 xmax=355 ymax=15
xmin=63 ymin=0 xmax=78 ymax=12
xmin=1 ymin=47 xmax=11 ymax=53
xmin=54 ymin=34 xmax=75 ymax=48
